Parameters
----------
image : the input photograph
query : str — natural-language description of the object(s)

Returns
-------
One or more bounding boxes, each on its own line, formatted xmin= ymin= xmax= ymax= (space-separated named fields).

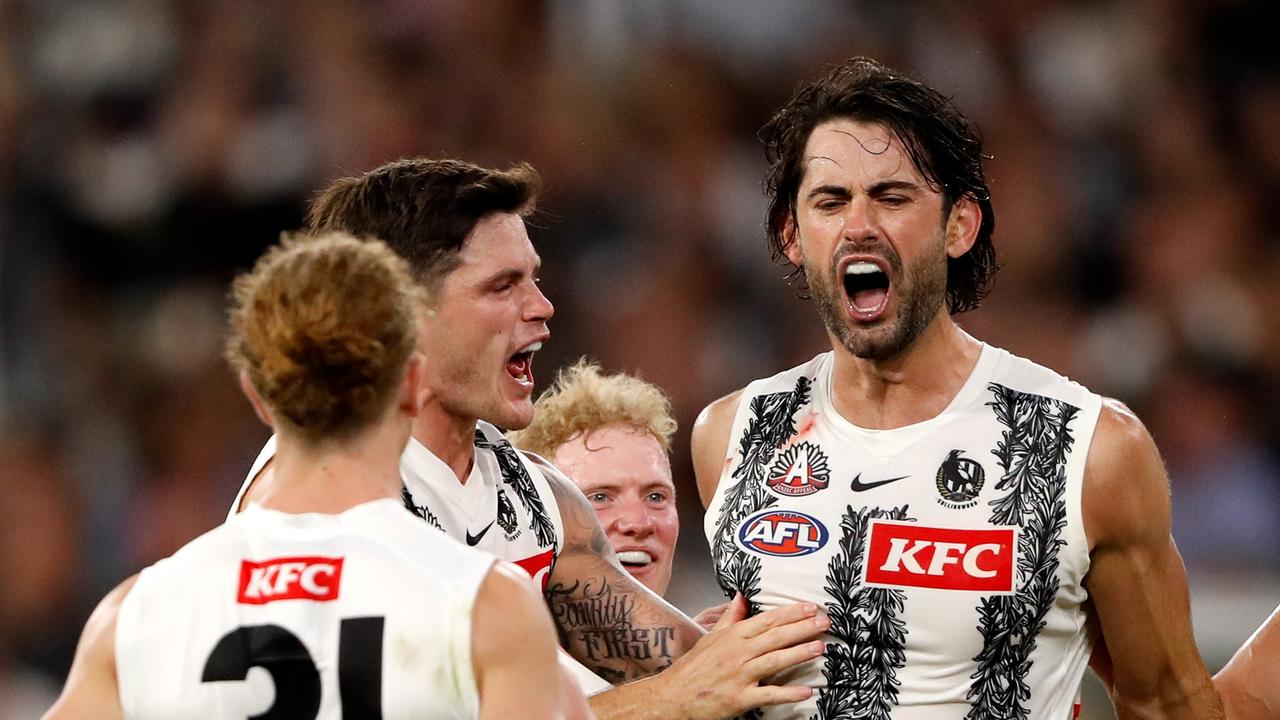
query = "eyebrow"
xmin=804 ymin=179 xmax=922 ymax=202
xmin=868 ymin=180 xmax=921 ymax=194
xmin=482 ymin=255 xmax=542 ymax=286
xmin=805 ymin=184 xmax=852 ymax=201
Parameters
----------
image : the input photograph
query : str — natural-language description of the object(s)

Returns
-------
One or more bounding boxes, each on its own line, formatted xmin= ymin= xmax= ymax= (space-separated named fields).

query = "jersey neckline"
xmin=816 ymin=342 xmax=999 ymax=446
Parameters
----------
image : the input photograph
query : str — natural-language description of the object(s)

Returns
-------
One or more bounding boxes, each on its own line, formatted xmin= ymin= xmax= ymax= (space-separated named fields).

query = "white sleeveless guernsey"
xmin=228 ymin=423 xmax=613 ymax=696
xmin=117 ymin=499 xmax=492 ymax=719
xmin=704 ymin=345 xmax=1101 ymax=720
xmin=231 ymin=421 xmax=565 ymax=590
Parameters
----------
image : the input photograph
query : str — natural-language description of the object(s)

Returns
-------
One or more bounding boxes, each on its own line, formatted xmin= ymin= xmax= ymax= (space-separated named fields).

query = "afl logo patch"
xmin=936 ymin=449 xmax=985 ymax=509
xmin=737 ymin=509 xmax=829 ymax=557
xmin=766 ymin=442 xmax=831 ymax=497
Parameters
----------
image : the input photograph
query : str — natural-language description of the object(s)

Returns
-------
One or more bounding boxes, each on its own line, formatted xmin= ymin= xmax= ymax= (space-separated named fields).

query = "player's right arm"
xmin=41 ymin=576 xmax=138 ymax=720
xmin=473 ymin=561 xmax=594 ymax=720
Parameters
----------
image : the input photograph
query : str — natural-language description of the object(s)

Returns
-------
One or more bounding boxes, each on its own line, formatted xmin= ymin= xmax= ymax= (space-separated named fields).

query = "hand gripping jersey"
xmin=116 ymin=499 xmax=493 ymax=719
xmin=704 ymin=345 xmax=1102 ymax=720
xmin=231 ymin=421 xmax=565 ymax=590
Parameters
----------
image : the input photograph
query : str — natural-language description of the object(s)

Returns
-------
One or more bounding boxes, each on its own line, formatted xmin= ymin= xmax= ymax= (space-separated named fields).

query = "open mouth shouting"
xmin=841 ymin=258 xmax=892 ymax=322
xmin=506 ymin=340 xmax=542 ymax=388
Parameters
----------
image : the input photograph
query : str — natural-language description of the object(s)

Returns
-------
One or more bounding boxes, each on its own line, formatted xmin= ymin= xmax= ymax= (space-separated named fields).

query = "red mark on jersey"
xmin=237 ymin=556 xmax=344 ymax=604
xmin=513 ymin=548 xmax=556 ymax=592
xmin=864 ymin=520 xmax=1016 ymax=593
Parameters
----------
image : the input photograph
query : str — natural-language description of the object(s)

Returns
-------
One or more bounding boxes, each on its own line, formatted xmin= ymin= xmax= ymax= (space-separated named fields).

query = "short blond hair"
xmin=508 ymin=360 xmax=677 ymax=457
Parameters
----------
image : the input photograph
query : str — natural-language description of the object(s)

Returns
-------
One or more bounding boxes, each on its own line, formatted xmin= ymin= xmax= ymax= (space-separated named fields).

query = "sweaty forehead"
xmin=800 ymin=119 xmax=920 ymax=187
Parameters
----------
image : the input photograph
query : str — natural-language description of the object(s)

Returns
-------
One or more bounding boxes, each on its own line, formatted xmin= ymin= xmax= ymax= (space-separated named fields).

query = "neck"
xmin=828 ymin=312 xmax=982 ymax=430
xmin=411 ymin=398 xmax=477 ymax=484
xmin=257 ymin=421 xmax=406 ymax=514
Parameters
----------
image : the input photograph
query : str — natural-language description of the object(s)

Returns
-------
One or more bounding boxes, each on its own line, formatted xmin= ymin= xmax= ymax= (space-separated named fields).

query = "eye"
xmin=587 ymin=492 xmax=609 ymax=504
xmin=879 ymin=195 xmax=909 ymax=207
xmin=816 ymin=198 xmax=846 ymax=211
xmin=646 ymin=491 xmax=671 ymax=505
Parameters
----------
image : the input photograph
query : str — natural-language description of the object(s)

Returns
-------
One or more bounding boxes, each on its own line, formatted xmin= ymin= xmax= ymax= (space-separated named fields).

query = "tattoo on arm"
xmin=542 ymin=464 xmax=699 ymax=681
xmin=547 ymin=579 xmax=677 ymax=683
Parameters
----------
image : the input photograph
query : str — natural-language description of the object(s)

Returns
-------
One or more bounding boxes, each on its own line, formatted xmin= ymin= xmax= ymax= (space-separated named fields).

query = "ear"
xmin=398 ymin=352 xmax=429 ymax=417
xmin=239 ymin=370 xmax=274 ymax=428
xmin=945 ymin=197 xmax=981 ymax=259
xmin=781 ymin=212 xmax=805 ymax=266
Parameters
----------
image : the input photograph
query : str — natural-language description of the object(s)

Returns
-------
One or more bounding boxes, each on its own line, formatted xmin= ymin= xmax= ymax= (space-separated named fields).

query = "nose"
xmin=612 ymin=499 xmax=656 ymax=537
xmin=841 ymin=196 xmax=879 ymax=245
xmin=524 ymin=282 xmax=554 ymax=323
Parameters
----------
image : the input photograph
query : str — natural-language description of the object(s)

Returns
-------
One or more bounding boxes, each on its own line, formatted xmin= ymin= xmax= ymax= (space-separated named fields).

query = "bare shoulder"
xmin=82 ymin=574 xmax=140 ymax=660
xmin=1083 ymin=398 xmax=1171 ymax=551
xmin=476 ymin=561 xmax=545 ymax=624
xmin=692 ymin=388 xmax=745 ymax=508
xmin=43 ymin=575 xmax=139 ymax=720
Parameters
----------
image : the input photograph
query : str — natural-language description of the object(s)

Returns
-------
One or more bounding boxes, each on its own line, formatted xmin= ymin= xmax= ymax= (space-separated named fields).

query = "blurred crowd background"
xmin=1 ymin=0 xmax=1277 ymax=716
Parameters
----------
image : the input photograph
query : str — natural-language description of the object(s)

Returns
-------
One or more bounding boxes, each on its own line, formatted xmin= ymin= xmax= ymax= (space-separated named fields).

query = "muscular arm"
xmin=474 ymin=562 xmax=593 ymax=720
xmin=1083 ymin=400 xmax=1222 ymax=718
xmin=42 ymin=576 xmax=138 ymax=720
xmin=542 ymin=469 xmax=703 ymax=683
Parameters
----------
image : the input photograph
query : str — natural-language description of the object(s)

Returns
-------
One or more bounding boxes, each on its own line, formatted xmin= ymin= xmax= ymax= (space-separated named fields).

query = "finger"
xmin=744 ymin=639 xmax=826 ymax=680
xmin=737 ymin=601 xmax=820 ymax=640
xmin=740 ymin=683 xmax=814 ymax=709
xmin=748 ymin=610 xmax=830 ymax=656
xmin=711 ymin=592 xmax=747 ymax=632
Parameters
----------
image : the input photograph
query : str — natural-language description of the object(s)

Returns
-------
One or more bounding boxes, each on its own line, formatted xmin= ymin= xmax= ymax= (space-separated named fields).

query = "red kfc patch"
xmin=863 ymin=520 xmax=1016 ymax=593
xmin=513 ymin=548 xmax=556 ymax=592
xmin=237 ymin=556 xmax=344 ymax=605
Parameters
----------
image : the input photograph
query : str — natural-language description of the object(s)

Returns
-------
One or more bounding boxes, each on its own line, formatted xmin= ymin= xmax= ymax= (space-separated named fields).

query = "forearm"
xmin=548 ymin=573 xmax=702 ymax=681
xmin=1110 ymin=675 xmax=1223 ymax=720
xmin=587 ymin=674 xmax=689 ymax=720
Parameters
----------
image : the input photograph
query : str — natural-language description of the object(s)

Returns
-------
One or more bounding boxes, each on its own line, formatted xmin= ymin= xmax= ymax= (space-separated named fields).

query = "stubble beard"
xmin=808 ymin=243 xmax=948 ymax=363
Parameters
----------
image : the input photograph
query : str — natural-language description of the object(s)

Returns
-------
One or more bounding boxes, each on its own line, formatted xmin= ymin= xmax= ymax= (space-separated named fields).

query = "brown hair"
xmin=760 ymin=56 xmax=998 ymax=313
xmin=306 ymin=158 xmax=541 ymax=293
xmin=225 ymin=232 xmax=421 ymax=443
xmin=507 ymin=360 xmax=677 ymax=457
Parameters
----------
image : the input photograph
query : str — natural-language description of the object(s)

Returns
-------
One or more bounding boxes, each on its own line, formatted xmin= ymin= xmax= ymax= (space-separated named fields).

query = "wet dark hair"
xmin=306 ymin=158 xmax=541 ymax=293
xmin=760 ymin=57 xmax=998 ymax=313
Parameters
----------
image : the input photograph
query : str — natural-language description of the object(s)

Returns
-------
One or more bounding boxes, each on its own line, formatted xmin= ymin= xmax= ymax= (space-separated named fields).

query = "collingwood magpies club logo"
xmin=496 ymin=488 xmax=521 ymax=541
xmin=766 ymin=442 xmax=830 ymax=497
xmin=935 ymin=449 xmax=985 ymax=509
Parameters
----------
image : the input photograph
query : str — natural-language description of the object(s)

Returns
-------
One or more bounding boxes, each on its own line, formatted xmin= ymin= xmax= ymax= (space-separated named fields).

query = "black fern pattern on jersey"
xmin=711 ymin=376 xmax=812 ymax=615
xmin=812 ymin=505 xmax=910 ymax=720
xmin=966 ymin=383 xmax=1079 ymax=720
xmin=475 ymin=429 xmax=557 ymax=548
xmin=401 ymin=485 xmax=443 ymax=531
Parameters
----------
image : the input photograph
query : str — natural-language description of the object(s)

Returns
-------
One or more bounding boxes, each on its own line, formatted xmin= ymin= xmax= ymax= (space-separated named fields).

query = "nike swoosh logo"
xmin=465 ymin=521 xmax=495 ymax=546
xmin=849 ymin=473 xmax=910 ymax=492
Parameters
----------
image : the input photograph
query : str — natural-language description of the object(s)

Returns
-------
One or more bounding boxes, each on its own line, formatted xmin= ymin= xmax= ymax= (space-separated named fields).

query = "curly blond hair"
xmin=225 ymin=232 xmax=421 ymax=443
xmin=508 ymin=360 xmax=677 ymax=457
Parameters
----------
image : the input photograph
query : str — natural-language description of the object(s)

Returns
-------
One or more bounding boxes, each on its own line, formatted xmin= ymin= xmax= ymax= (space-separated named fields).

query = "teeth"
xmin=520 ymin=341 xmax=543 ymax=354
xmin=845 ymin=262 xmax=881 ymax=275
xmin=617 ymin=550 xmax=653 ymax=566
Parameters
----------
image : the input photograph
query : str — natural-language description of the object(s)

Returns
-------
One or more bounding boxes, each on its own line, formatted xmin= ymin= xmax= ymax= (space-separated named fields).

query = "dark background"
xmin=1 ymin=1 xmax=1277 ymax=716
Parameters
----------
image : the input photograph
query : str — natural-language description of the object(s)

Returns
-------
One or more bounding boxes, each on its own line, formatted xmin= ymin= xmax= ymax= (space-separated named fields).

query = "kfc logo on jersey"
xmin=737 ymin=509 xmax=829 ymax=557
xmin=766 ymin=443 xmax=831 ymax=497
xmin=237 ymin=556 xmax=345 ymax=605
xmin=514 ymin=548 xmax=556 ymax=592
xmin=863 ymin=520 xmax=1016 ymax=593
